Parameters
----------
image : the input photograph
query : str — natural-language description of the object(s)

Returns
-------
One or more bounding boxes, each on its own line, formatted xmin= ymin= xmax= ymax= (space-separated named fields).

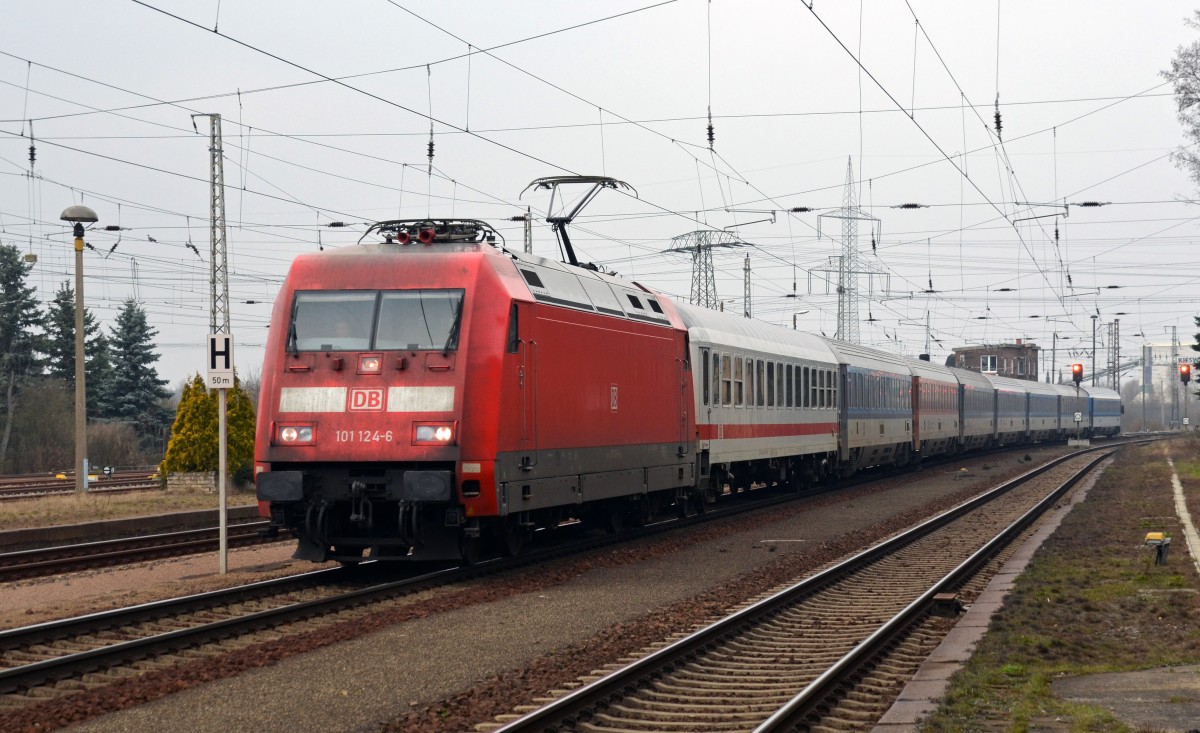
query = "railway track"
xmin=0 ymin=481 xmax=811 ymax=712
xmin=485 ymin=447 xmax=1115 ymax=733
xmin=0 ymin=441 xmax=1138 ymax=724
xmin=0 ymin=470 xmax=162 ymax=502
xmin=0 ymin=521 xmax=289 ymax=582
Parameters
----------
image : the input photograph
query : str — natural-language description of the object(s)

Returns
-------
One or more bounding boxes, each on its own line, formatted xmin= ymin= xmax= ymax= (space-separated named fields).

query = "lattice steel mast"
xmin=816 ymin=158 xmax=882 ymax=343
xmin=667 ymin=230 xmax=747 ymax=309
xmin=194 ymin=113 xmax=231 ymax=333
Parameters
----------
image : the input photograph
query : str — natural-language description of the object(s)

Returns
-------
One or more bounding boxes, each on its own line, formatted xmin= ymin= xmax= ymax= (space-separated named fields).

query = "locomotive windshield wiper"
xmin=286 ymin=319 xmax=298 ymax=354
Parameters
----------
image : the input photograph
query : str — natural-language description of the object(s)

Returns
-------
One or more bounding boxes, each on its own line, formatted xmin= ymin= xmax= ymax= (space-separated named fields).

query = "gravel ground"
xmin=0 ymin=542 xmax=332 ymax=630
xmin=5 ymin=447 xmax=1068 ymax=733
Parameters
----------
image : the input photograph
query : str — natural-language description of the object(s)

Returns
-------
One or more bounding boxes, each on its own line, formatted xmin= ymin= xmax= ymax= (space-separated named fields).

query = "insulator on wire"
xmin=993 ymin=96 xmax=1002 ymax=140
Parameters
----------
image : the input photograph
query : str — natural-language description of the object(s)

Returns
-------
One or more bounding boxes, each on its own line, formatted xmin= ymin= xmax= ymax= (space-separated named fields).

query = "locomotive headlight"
xmin=276 ymin=424 xmax=315 ymax=445
xmin=413 ymin=422 xmax=455 ymax=445
xmin=358 ymin=354 xmax=382 ymax=374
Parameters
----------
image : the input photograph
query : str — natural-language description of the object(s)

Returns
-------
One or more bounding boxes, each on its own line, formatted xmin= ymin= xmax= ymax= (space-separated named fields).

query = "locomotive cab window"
xmin=290 ymin=289 xmax=464 ymax=352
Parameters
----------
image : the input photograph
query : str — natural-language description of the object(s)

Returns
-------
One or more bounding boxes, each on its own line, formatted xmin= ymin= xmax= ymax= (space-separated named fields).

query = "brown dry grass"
xmin=923 ymin=438 xmax=1200 ymax=731
xmin=0 ymin=487 xmax=258 ymax=531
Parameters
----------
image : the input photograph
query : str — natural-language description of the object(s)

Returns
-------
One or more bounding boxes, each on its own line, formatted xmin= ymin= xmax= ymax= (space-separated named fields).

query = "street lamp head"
xmin=60 ymin=205 xmax=98 ymax=224
xmin=61 ymin=205 xmax=98 ymax=239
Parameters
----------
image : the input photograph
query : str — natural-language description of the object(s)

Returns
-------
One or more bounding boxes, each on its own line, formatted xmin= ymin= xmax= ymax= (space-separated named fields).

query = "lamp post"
xmin=1091 ymin=315 xmax=1099 ymax=386
xmin=60 ymin=205 xmax=98 ymax=493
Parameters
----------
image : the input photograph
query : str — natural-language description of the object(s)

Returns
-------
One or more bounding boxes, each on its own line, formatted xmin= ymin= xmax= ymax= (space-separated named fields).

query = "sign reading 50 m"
xmin=206 ymin=333 xmax=235 ymax=389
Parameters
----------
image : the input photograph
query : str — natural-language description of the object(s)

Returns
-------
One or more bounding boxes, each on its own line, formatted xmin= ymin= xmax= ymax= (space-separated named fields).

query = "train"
xmin=254 ymin=216 xmax=1123 ymax=564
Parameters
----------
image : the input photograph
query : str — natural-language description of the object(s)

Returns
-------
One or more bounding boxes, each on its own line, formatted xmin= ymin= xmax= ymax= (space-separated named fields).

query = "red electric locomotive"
xmin=255 ymin=218 xmax=698 ymax=562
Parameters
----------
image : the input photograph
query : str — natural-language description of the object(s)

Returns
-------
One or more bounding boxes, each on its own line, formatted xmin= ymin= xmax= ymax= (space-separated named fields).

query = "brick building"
xmin=950 ymin=339 xmax=1040 ymax=382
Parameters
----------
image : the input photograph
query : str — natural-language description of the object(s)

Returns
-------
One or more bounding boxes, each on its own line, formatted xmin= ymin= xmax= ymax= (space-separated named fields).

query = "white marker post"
xmin=207 ymin=333 xmax=235 ymax=574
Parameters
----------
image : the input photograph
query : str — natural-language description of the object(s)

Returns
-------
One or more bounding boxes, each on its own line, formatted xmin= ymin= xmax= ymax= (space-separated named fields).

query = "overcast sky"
xmin=3 ymin=0 xmax=1199 ymax=387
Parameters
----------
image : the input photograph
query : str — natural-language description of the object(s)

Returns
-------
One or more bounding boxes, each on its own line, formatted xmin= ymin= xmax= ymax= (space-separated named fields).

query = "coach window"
xmin=831 ymin=372 xmax=838 ymax=409
xmin=755 ymin=360 xmax=765 ymax=407
xmin=816 ymin=370 xmax=825 ymax=408
xmin=786 ymin=364 xmax=794 ymax=407
xmin=766 ymin=362 xmax=775 ymax=407
xmin=734 ymin=356 xmax=745 ymax=406
xmin=721 ymin=354 xmax=733 ymax=406
xmin=746 ymin=358 xmax=754 ymax=409
xmin=777 ymin=364 xmax=785 ymax=409
xmin=701 ymin=350 xmax=710 ymax=406
xmin=711 ymin=352 xmax=721 ymax=408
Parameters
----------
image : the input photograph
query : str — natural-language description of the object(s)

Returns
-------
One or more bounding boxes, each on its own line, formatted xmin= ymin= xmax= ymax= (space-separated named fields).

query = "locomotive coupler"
xmin=348 ymin=480 xmax=374 ymax=528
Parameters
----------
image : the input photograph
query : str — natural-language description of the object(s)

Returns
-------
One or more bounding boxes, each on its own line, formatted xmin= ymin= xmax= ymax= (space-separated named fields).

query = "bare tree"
xmin=1164 ymin=12 xmax=1200 ymax=190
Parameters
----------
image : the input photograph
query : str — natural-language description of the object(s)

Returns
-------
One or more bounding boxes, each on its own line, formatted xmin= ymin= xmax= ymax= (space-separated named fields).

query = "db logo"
xmin=348 ymin=388 xmax=385 ymax=411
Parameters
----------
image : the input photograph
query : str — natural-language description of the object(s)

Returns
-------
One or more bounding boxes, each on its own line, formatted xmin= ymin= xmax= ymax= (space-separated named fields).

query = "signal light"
xmin=1182 ymin=363 xmax=1192 ymax=386
xmin=417 ymin=228 xmax=436 ymax=244
xmin=1071 ymin=363 xmax=1083 ymax=386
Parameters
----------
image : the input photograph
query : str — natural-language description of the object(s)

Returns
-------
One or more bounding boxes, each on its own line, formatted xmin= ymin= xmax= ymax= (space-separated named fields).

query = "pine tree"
xmin=0 ymin=245 xmax=45 ymax=470
xmin=43 ymin=281 xmax=112 ymax=416
xmin=162 ymin=373 xmax=256 ymax=480
xmin=162 ymin=374 xmax=217 ymax=473
xmin=88 ymin=331 xmax=115 ymax=418
xmin=227 ymin=375 xmax=257 ymax=482
xmin=107 ymin=298 xmax=170 ymax=440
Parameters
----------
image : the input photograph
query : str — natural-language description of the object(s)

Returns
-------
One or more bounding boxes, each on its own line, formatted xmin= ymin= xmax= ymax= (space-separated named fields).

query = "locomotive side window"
xmin=506 ymin=303 xmax=519 ymax=353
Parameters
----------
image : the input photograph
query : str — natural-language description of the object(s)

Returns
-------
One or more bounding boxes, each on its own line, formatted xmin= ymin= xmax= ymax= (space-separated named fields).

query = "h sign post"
xmin=207 ymin=333 xmax=235 ymax=389
xmin=205 ymin=333 xmax=234 ymax=574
